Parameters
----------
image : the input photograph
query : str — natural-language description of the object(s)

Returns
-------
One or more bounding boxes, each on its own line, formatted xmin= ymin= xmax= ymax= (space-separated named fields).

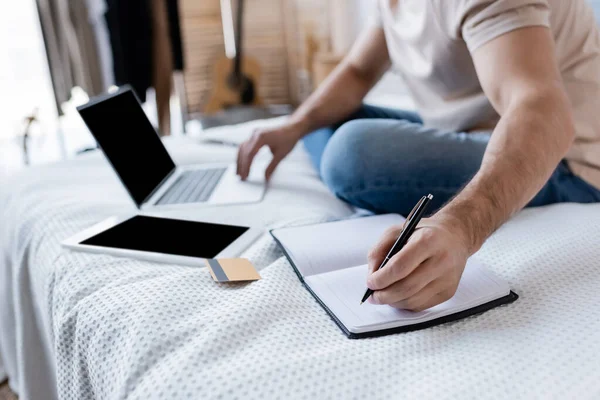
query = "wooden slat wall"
xmin=180 ymin=0 xmax=291 ymax=115
xmin=281 ymin=0 xmax=331 ymax=103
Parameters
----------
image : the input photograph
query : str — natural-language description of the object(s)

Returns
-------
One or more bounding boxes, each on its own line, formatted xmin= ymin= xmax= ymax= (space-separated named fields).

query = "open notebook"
xmin=271 ymin=214 xmax=518 ymax=338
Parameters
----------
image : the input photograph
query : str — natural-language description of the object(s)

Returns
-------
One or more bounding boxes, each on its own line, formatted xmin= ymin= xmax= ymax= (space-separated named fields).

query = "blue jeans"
xmin=303 ymin=104 xmax=600 ymax=215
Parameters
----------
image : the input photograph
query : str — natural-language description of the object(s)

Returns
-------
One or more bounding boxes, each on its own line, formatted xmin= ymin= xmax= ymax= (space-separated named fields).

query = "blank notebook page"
xmin=272 ymin=214 xmax=404 ymax=277
xmin=305 ymin=260 xmax=511 ymax=334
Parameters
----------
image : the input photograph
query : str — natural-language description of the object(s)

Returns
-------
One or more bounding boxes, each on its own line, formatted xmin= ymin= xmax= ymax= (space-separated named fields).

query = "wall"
xmin=590 ymin=0 xmax=600 ymax=23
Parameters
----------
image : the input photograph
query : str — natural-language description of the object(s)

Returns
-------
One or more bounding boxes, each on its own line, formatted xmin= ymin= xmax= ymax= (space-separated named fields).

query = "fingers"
xmin=369 ymin=258 xmax=439 ymax=305
xmin=367 ymin=225 xmax=402 ymax=273
xmin=236 ymin=141 xmax=243 ymax=176
xmin=237 ymin=140 xmax=250 ymax=180
xmin=367 ymin=228 xmax=436 ymax=290
xmin=238 ymin=130 xmax=265 ymax=180
xmin=390 ymin=284 xmax=456 ymax=312
xmin=265 ymin=153 xmax=283 ymax=182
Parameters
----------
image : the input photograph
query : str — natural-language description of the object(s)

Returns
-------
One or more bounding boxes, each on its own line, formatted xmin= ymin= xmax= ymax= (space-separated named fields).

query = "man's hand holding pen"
xmin=365 ymin=215 xmax=472 ymax=312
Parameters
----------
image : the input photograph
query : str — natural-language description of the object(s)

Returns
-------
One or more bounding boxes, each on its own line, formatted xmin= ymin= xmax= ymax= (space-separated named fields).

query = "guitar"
xmin=204 ymin=0 xmax=263 ymax=114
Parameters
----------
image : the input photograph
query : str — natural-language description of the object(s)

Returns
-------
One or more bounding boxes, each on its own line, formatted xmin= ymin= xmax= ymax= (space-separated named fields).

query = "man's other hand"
xmin=236 ymin=123 xmax=304 ymax=182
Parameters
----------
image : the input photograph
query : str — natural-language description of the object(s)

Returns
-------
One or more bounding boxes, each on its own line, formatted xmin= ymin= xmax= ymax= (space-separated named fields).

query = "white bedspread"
xmin=1 ymin=123 xmax=600 ymax=399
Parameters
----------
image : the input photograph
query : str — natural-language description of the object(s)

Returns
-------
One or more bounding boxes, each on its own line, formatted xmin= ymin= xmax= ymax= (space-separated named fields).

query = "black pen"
xmin=360 ymin=194 xmax=434 ymax=305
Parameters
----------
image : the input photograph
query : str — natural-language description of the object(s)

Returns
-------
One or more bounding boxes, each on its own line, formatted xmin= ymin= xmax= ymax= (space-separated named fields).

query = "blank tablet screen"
xmin=81 ymin=216 xmax=249 ymax=258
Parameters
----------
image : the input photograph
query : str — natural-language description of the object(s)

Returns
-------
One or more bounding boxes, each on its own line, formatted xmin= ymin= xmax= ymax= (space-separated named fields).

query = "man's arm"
xmin=438 ymin=26 xmax=575 ymax=252
xmin=288 ymin=26 xmax=391 ymax=134
xmin=366 ymin=26 xmax=575 ymax=311
xmin=237 ymin=26 xmax=390 ymax=180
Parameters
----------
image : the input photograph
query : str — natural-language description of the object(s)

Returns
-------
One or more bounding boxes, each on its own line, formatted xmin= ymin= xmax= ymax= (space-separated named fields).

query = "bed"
xmin=1 ymin=116 xmax=600 ymax=400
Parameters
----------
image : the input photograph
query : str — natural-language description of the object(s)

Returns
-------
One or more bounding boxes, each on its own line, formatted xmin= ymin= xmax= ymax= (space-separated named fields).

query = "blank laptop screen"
xmin=77 ymin=88 xmax=176 ymax=207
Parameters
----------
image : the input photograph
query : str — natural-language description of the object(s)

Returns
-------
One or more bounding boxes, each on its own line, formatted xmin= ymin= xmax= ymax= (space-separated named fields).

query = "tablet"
xmin=62 ymin=215 xmax=262 ymax=266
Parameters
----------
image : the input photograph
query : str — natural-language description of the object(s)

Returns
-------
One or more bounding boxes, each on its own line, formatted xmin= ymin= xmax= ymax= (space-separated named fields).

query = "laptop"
xmin=77 ymin=86 xmax=265 ymax=210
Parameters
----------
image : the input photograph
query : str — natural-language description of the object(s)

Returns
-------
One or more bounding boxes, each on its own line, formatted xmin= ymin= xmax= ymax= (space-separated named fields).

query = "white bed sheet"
xmin=1 ymin=122 xmax=600 ymax=399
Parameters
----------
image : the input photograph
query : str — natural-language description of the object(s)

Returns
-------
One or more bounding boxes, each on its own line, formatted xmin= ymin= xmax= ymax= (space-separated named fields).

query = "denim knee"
xmin=320 ymin=120 xmax=375 ymax=200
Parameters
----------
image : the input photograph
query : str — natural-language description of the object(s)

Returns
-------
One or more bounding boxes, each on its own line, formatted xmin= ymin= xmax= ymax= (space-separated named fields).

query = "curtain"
xmin=35 ymin=0 xmax=111 ymax=114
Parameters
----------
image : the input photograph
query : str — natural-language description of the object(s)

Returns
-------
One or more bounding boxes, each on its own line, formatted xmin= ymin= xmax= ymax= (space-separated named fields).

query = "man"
xmin=237 ymin=0 xmax=600 ymax=312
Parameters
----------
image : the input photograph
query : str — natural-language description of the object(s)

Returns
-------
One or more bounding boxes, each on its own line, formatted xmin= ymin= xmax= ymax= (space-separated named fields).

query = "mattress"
xmin=1 ymin=119 xmax=600 ymax=399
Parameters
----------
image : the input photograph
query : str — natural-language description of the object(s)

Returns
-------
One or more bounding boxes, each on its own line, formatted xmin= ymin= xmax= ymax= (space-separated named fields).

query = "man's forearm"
xmin=438 ymin=90 xmax=575 ymax=253
xmin=288 ymin=62 xmax=380 ymax=138
xmin=286 ymin=26 xmax=390 ymax=139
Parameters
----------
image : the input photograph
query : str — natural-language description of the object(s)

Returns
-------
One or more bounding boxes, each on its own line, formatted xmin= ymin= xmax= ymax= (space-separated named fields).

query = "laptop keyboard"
xmin=156 ymin=168 xmax=227 ymax=205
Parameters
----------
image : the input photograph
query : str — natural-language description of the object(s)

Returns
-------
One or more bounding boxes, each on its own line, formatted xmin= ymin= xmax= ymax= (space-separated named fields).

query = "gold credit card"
xmin=205 ymin=258 xmax=261 ymax=282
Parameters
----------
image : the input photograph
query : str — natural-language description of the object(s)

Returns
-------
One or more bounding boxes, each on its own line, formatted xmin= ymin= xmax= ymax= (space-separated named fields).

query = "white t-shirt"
xmin=376 ymin=0 xmax=600 ymax=189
